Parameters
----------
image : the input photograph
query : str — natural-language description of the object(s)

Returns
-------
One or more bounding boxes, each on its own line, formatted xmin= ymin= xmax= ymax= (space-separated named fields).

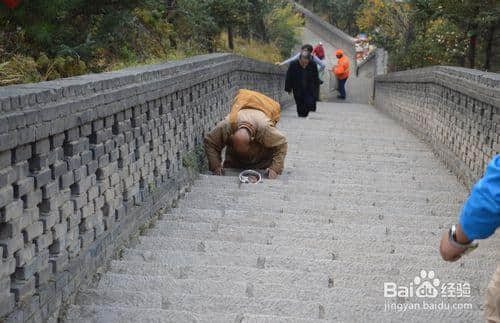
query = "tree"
xmin=301 ymin=0 xmax=498 ymax=71
xmin=0 ymin=0 xmax=168 ymax=63
xmin=357 ymin=0 xmax=416 ymax=68
xmin=265 ymin=3 xmax=303 ymax=57
xmin=246 ymin=0 xmax=273 ymax=42
xmin=210 ymin=0 xmax=249 ymax=50
xmin=430 ymin=0 xmax=499 ymax=69
xmin=176 ymin=0 xmax=220 ymax=52
xmin=356 ymin=0 xmax=499 ymax=71
xmin=298 ymin=0 xmax=363 ymax=36
xmin=0 ymin=0 xmax=305 ymax=85
xmin=483 ymin=24 xmax=499 ymax=71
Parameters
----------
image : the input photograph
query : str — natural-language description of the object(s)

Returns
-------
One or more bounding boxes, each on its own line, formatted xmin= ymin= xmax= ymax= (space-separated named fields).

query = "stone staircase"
xmin=64 ymin=102 xmax=500 ymax=322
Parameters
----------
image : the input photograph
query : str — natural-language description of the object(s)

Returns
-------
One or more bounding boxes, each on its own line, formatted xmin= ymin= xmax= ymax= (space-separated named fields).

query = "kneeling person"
xmin=204 ymin=89 xmax=288 ymax=179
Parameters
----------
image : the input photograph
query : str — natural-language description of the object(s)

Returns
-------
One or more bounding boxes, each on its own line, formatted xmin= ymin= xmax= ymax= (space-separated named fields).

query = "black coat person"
xmin=284 ymin=52 xmax=320 ymax=118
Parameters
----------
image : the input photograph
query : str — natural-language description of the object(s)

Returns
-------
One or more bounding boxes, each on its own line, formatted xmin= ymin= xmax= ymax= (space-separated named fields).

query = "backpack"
xmin=229 ymin=89 xmax=281 ymax=130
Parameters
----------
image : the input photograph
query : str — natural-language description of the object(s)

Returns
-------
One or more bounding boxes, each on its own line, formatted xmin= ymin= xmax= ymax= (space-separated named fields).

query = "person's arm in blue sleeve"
xmin=313 ymin=56 xmax=325 ymax=72
xmin=459 ymin=155 xmax=500 ymax=240
xmin=279 ymin=52 xmax=300 ymax=66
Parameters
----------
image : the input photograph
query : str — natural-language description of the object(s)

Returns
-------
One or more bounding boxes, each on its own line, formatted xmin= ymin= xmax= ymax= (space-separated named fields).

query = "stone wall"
xmin=375 ymin=66 xmax=500 ymax=188
xmin=290 ymin=1 xmax=356 ymax=59
xmin=0 ymin=53 xmax=289 ymax=322
xmin=356 ymin=49 xmax=388 ymax=78
xmin=356 ymin=49 xmax=389 ymax=102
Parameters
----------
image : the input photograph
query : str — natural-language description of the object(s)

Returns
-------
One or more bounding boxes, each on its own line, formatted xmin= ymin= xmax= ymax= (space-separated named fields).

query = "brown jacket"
xmin=204 ymin=109 xmax=288 ymax=174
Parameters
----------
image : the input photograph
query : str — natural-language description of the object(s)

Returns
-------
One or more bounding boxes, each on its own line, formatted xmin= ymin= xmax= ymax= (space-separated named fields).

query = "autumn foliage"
xmin=300 ymin=0 xmax=499 ymax=72
xmin=0 ymin=0 xmax=304 ymax=85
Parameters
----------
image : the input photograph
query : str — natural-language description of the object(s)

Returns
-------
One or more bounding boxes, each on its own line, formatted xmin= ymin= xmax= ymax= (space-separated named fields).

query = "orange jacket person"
xmin=332 ymin=49 xmax=350 ymax=100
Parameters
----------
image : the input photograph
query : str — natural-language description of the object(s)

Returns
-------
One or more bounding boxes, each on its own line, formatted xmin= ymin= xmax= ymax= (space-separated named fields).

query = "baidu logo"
xmin=384 ymin=270 xmax=440 ymax=298
xmin=384 ymin=270 xmax=473 ymax=312
xmin=384 ymin=270 xmax=471 ymax=299
xmin=413 ymin=270 xmax=440 ymax=297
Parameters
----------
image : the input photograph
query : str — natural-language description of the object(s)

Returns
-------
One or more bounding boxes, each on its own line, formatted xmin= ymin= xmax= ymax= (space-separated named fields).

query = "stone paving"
xmin=65 ymin=100 xmax=500 ymax=322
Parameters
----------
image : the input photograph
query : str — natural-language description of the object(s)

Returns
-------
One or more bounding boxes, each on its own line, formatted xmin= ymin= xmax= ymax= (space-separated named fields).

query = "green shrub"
xmin=265 ymin=4 xmax=304 ymax=57
xmin=0 ymin=55 xmax=41 ymax=85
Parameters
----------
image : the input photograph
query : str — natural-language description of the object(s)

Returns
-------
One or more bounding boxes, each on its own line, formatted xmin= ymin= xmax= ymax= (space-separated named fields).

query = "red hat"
xmin=335 ymin=49 xmax=344 ymax=56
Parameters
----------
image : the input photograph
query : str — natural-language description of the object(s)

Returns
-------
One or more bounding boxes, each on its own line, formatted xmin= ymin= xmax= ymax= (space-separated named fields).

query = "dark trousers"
xmin=314 ymin=82 xmax=320 ymax=104
xmin=294 ymin=93 xmax=315 ymax=117
xmin=338 ymin=78 xmax=347 ymax=99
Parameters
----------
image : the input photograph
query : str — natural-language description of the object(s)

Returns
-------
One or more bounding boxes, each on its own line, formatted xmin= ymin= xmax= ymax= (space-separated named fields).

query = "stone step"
xmin=283 ymin=155 xmax=446 ymax=167
xmin=197 ymin=172 xmax=457 ymax=187
xmin=284 ymin=128 xmax=425 ymax=139
xmin=283 ymin=146 xmax=438 ymax=159
xmin=177 ymin=198 xmax=462 ymax=217
xmin=195 ymin=174 xmax=465 ymax=191
xmin=282 ymin=135 xmax=429 ymax=146
xmin=148 ymin=220 xmax=443 ymax=247
xmin=64 ymin=305 xmax=211 ymax=323
xmin=157 ymin=216 xmax=439 ymax=236
xmin=196 ymin=182 xmax=463 ymax=198
xmin=281 ymin=172 xmax=457 ymax=186
xmin=135 ymin=235 xmax=436 ymax=260
xmin=75 ymin=289 xmax=162 ymax=309
xmin=108 ymin=260 xmax=491 ymax=297
xmin=284 ymin=150 xmax=436 ymax=159
xmin=280 ymin=152 xmax=445 ymax=166
xmin=66 ymin=305 xmax=334 ymax=323
xmin=129 ymin=238 xmax=494 ymax=293
xmin=288 ymin=153 xmax=438 ymax=164
xmin=108 ymin=260 xmax=327 ymax=289
xmin=281 ymin=126 xmax=418 ymax=136
xmin=180 ymin=181 xmax=467 ymax=206
xmin=177 ymin=203 xmax=457 ymax=218
xmin=194 ymin=175 xmax=466 ymax=194
xmin=65 ymin=305 xmax=338 ymax=323
xmin=134 ymin=236 xmax=497 ymax=266
xmin=165 ymin=208 xmax=455 ymax=231
xmin=175 ymin=199 xmax=463 ymax=220
xmin=287 ymin=145 xmax=433 ymax=156
xmin=121 ymin=248 xmax=494 ymax=279
xmin=286 ymin=137 xmax=428 ymax=149
xmin=282 ymin=123 xmax=420 ymax=132
xmin=284 ymin=136 xmax=426 ymax=146
xmin=282 ymin=126 xmax=421 ymax=135
xmin=96 ymin=272 xmax=486 ymax=313
xmin=97 ymin=273 xmax=247 ymax=298
xmin=76 ymin=285 xmax=483 ymax=322
xmin=186 ymin=186 xmax=466 ymax=204
xmin=104 ymin=265 xmax=399 ymax=305
xmin=159 ymin=292 xmax=482 ymax=322
xmin=170 ymin=207 xmax=459 ymax=224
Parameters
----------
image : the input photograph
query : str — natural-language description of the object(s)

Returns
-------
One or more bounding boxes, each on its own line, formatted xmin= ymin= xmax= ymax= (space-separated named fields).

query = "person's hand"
xmin=275 ymin=62 xmax=281 ymax=65
xmin=439 ymin=232 xmax=466 ymax=262
xmin=213 ymin=167 xmax=224 ymax=176
xmin=267 ymin=168 xmax=278 ymax=179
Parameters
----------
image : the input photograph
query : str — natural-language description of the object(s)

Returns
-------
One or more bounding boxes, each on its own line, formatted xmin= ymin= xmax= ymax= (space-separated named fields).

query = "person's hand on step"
xmin=213 ymin=167 xmax=224 ymax=176
xmin=267 ymin=168 xmax=278 ymax=179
